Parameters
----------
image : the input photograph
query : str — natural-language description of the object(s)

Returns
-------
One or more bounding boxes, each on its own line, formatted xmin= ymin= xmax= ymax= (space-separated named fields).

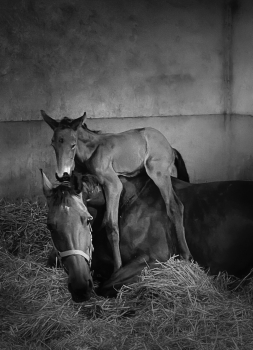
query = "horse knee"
xmin=105 ymin=222 xmax=120 ymax=243
xmin=111 ymin=231 xmax=120 ymax=246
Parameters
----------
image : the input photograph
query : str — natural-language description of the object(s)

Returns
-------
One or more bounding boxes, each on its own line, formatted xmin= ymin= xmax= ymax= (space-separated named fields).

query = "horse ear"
xmin=77 ymin=192 xmax=93 ymax=221
xmin=40 ymin=169 xmax=53 ymax=198
xmin=41 ymin=110 xmax=59 ymax=130
xmin=71 ymin=112 xmax=87 ymax=131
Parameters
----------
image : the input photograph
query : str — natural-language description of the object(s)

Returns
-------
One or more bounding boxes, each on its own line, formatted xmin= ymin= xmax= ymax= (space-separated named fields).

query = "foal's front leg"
xmin=102 ymin=175 xmax=123 ymax=272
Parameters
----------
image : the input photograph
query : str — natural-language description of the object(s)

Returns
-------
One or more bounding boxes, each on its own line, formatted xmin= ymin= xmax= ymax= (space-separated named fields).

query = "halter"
xmin=54 ymin=222 xmax=94 ymax=269
xmin=53 ymin=174 xmax=94 ymax=269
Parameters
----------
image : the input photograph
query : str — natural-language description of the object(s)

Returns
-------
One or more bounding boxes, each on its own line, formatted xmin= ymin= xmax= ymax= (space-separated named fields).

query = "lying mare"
xmin=45 ymin=172 xmax=253 ymax=301
xmin=41 ymin=110 xmax=191 ymax=272
xmin=43 ymin=171 xmax=180 ymax=302
xmin=85 ymin=175 xmax=253 ymax=298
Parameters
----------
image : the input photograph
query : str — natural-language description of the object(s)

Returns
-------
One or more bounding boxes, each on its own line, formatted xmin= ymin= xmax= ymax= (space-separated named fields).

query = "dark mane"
xmin=82 ymin=174 xmax=102 ymax=196
xmin=82 ymin=123 xmax=101 ymax=134
xmin=58 ymin=117 xmax=101 ymax=134
xmin=58 ymin=117 xmax=73 ymax=129
xmin=51 ymin=183 xmax=78 ymax=206
xmin=50 ymin=173 xmax=102 ymax=206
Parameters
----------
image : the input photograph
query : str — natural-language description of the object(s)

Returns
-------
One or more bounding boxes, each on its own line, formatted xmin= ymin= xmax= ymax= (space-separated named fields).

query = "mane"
xmin=58 ymin=117 xmax=101 ymax=134
xmin=81 ymin=174 xmax=102 ymax=196
xmin=82 ymin=123 xmax=101 ymax=134
xmin=51 ymin=184 xmax=77 ymax=207
xmin=58 ymin=117 xmax=73 ymax=129
xmin=50 ymin=173 xmax=102 ymax=207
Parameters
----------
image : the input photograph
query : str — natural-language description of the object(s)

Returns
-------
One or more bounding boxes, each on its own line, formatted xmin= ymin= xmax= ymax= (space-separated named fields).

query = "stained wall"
xmin=0 ymin=0 xmax=253 ymax=198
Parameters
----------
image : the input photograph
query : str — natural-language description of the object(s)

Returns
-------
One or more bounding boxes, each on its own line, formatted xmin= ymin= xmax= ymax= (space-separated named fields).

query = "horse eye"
xmin=71 ymin=144 xmax=76 ymax=150
xmin=59 ymin=138 xmax=64 ymax=143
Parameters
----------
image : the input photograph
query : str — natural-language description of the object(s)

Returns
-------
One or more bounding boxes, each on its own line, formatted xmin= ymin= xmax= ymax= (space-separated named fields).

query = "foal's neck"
xmin=76 ymin=128 xmax=101 ymax=161
xmin=78 ymin=127 xmax=101 ymax=143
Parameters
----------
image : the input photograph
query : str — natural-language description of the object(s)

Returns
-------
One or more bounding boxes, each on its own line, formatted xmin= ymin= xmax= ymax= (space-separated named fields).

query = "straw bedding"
xmin=1 ymin=199 xmax=253 ymax=349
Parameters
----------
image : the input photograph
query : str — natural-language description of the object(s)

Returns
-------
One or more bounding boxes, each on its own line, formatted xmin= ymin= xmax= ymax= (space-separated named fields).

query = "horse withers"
xmin=41 ymin=110 xmax=191 ymax=272
xmin=41 ymin=170 xmax=93 ymax=302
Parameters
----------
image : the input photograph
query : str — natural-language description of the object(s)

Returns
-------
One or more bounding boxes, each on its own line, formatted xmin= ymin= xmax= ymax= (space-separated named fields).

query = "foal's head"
xmin=41 ymin=110 xmax=86 ymax=179
xmin=41 ymin=170 xmax=93 ymax=302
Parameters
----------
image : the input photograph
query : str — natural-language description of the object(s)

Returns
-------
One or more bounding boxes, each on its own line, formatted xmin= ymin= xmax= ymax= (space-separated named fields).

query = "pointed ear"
xmin=41 ymin=110 xmax=59 ymax=130
xmin=77 ymin=192 xmax=93 ymax=221
xmin=40 ymin=169 xmax=53 ymax=198
xmin=71 ymin=112 xmax=87 ymax=131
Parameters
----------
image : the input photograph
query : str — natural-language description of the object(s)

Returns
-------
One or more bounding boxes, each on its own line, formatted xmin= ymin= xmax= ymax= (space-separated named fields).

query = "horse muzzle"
xmin=68 ymin=278 xmax=93 ymax=302
xmin=55 ymin=172 xmax=71 ymax=183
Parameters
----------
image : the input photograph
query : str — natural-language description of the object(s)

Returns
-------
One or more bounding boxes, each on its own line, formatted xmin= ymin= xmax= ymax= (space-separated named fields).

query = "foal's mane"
xmin=58 ymin=117 xmax=101 ymax=134
xmin=58 ymin=117 xmax=74 ymax=129
xmin=82 ymin=123 xmax=101 ymax=134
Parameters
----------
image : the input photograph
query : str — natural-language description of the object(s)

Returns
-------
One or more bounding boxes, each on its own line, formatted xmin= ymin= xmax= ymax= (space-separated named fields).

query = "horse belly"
xmin=112 ymin=134 xmax=146 ymax=176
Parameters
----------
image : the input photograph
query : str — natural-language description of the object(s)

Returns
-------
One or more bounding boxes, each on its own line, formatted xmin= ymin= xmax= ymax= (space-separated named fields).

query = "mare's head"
xmin=41 ymin=170 xmax=93 ymax=302
xmin=41 ymin=110 xmax=86 ymax=179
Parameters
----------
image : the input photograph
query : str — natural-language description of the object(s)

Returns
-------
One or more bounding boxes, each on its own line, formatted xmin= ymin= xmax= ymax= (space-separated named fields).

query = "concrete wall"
xmin=1 ymin=0 xmax=253 ymax=199
xmin=1 ymin=0 xmax=223 ymax=120
xmin=232 ymin=0 xmax=253 ymax=114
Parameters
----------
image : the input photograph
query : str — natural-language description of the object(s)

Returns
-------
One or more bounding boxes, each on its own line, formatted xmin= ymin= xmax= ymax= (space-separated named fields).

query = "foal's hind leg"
xmin=145 ymin=159 xmax=191 ymax=260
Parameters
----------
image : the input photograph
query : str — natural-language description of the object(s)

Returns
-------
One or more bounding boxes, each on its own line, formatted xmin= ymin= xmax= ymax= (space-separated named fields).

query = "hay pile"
xmin=1 ymin=199 xmax=253 ymax=350
xmin=0 ymin=199 xmax=51 ymax=262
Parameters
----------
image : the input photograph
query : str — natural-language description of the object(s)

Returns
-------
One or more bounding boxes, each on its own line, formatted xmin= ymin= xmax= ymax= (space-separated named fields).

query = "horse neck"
xmin=77 ymin=128 xmax=102 ymax=161
xmin=78 ymin=127 xmax=102 ymax=143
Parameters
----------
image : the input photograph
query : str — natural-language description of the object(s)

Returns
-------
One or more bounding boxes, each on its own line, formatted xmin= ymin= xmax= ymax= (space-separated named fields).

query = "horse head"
xmin=41 ymin=110 xmax=86 ymax=179
xmin=41 ymin=170 xmax=93 ymax=302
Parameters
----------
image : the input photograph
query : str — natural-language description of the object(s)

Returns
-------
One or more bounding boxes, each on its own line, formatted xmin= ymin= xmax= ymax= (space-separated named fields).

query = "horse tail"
xmin=173 ymin=148 xmax=190 ymax=183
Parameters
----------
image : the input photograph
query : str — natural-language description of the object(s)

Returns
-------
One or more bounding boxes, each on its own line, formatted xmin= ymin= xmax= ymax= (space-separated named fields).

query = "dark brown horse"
xmin=43 ymin=171 xmax=180 ymax=302
xmin=41 ymin=110 xmax=191 ymax=271
xmin=44 ymin=171 xmax=253 ymax=301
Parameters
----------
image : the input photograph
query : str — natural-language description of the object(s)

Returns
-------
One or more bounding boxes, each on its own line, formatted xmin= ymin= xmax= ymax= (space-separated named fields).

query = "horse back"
xmin=176 ymin=180 xmax=253 ymax=277
xmin=92 ymin=127 xmax=174 ymax=175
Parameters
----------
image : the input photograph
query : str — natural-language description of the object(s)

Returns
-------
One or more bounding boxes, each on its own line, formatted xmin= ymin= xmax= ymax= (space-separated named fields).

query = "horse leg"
xmin=145 ymin=159 xmax=191 ymax=261
xmin=102 ymin=176 xmax=123 ymax=272
xmin=96 ymin=256 xmax=151 ymax=298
